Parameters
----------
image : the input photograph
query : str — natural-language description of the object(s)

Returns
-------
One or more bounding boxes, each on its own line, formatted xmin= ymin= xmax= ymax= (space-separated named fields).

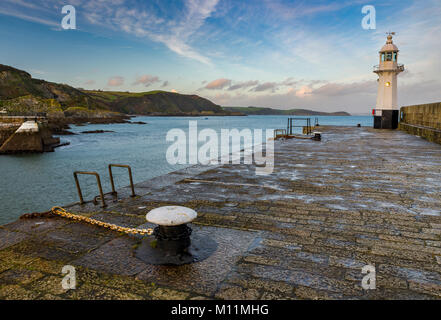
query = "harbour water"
xmin=0 ymin=115 xmax=372 ymax=225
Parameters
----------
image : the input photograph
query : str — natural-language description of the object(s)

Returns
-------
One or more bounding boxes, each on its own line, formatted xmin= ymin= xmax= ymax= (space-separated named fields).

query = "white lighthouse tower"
xmin=373 ymin=33 xmax=404 ymax=129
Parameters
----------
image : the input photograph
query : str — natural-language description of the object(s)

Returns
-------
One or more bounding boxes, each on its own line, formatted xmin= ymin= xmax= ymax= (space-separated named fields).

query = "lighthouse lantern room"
xmin=373 ymin=33 xmax=404 ymax=129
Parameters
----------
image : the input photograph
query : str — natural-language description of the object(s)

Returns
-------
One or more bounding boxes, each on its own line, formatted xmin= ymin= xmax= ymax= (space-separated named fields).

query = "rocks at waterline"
xmin=81 ymin=130 xmax=115 ymax=134
xmin=129 ymin=121 xmax=147 ymax=124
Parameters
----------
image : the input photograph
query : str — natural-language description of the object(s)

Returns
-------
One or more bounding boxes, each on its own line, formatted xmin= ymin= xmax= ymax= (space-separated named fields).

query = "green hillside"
xmin=0 ymin=65 xmax=109 ymax=115
xmin=0 ymin=64 xmax=235 ymax=117
xmin=86 ymin=90 xmax=230 ymax=116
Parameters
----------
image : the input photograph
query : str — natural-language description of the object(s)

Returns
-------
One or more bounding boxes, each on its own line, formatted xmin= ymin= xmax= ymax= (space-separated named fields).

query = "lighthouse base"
xmin=373 ymin=110 xmax=399 ymax=130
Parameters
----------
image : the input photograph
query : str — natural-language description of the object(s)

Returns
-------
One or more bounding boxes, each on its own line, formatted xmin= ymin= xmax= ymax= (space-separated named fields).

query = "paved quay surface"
xmin=1 ymin=126 xmax=440 ymax=300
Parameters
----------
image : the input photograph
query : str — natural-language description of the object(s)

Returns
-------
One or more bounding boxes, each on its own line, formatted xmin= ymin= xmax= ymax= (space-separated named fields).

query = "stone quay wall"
xmin=0 ymin=122 xmax=60 ymax=154
xmin=399 ymin=102 xmax=441 ymax=144
xmin=0 ymin=125 xmax=19 ymax=146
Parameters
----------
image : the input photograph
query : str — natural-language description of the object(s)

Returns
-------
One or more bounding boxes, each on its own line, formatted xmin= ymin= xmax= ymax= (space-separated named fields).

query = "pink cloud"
xmin=133 ymin=75 xmax=161 ymax=87
xmin=107 ymin=76 xmax=124 ymax=87
xmin=205 ymin=78 xmax=232 ymax=90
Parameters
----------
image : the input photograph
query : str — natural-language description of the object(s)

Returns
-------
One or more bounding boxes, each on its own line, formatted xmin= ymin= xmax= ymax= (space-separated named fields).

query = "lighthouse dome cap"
xmin=380 ymin=35 xmax=399 ymax=52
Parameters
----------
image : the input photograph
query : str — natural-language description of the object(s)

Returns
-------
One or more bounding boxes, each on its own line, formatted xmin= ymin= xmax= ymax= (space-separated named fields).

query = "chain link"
xmin=49 ymin=206 xmax=154 ymax=236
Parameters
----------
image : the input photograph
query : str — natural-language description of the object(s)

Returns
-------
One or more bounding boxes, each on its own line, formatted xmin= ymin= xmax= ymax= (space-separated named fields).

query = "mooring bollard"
xmin=312 ymin=132 xmax=322 ymax=141
xmin=135 ymin=206 xmax=217 ymax=266
xmin=147 ymin=206 xmax=197 ymax=256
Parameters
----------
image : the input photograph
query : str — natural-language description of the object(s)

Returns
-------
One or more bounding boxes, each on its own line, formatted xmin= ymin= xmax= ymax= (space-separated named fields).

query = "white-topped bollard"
xmin=135 ymin=205 xmax=216 ymax=265
xmin=312 ymin=132 xmax=322 ymax=141
xmin=146 ymin=206 xmax=197 ymax=226
xmin=137 ymin=206 xmax=199 ymax=265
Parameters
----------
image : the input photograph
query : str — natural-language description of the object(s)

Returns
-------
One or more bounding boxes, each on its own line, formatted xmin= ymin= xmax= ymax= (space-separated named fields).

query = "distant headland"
xmin=223 ymin=106 xmax=351 ymax=116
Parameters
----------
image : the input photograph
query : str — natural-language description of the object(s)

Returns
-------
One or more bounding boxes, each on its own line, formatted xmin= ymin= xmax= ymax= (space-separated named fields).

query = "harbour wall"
xmin=399 ymin=102 xmax=441 ymax=145
xmin=0 ymin=121 xmax=61 ymax=154
xmin=0 ymin=124 xmax=19 ymax=146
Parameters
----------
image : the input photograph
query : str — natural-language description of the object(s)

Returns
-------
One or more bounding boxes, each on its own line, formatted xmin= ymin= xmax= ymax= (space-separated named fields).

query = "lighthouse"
xmin=373 ymin=33 xmax=404 ymax=129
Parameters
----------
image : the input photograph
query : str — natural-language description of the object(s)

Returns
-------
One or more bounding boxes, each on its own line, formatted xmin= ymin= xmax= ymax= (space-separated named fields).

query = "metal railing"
xmin=287 ymin=118 xmax=312 ymax=135
xmin=73 ymin=164 xmax=136 ymax=208
xmin=274 ymin=129 xmax=287 ymax=139
xmin=373 ymin=64 xmax=404 ymax=72
xmin=73 ymin=171 xmax=107 ymax=208
xmin=108 ymin=164 xmax=136 ymax=198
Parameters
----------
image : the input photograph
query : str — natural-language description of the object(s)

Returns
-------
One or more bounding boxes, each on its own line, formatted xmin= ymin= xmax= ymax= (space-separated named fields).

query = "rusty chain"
xmin=21 ymin=206 xmax=154 ymax=237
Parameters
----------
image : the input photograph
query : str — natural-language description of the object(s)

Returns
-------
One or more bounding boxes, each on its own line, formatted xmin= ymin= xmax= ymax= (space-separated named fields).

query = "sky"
xmin=0 ymin=0 xmax=440 ymax=114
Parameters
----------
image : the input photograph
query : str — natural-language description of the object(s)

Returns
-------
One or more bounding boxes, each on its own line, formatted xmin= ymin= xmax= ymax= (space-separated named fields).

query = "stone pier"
xmin=0 ymin=126 xmax=440 ymax=300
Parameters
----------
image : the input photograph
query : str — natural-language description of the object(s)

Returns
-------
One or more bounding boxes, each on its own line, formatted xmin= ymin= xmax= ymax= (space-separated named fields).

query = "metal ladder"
xmin=73 ymin=164 xmax=136 ymax=208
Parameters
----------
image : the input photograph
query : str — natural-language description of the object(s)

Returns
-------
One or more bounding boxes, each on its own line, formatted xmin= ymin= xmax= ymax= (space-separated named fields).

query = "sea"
xmin=0 ymin=115 xmax=372 ymax=225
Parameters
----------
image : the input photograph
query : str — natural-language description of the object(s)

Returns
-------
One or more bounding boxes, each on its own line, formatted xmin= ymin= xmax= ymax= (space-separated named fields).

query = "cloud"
xmin=205 ymin=78 xmax=302 ymax=92
xmin=311 ymin=80 xmax=377 ymax=97
xmin=228 ymin=80 xmax=259 ymax=91
xmin=0 ymin=7 xmax=58 ymax=27
xmin=81 ymin=0 xmax=219 ymax=64
xmin=209 ymin=92 xmax=232 ymax=105
xmin=264 ymin=0 xmax=348 ymax=21
xmin=295 ymin=86 xmax=313 ymax=98
xmin=161 ymin=80 xmax=169 ymax=88
xmin=251 ymin=82 xmax=279 ymax=92
xmin=84 ymin=80 xmax=95 ymax=85
xmin=133 ymin=75 xmax=160 ymax=87
xmin=29 ymin=69 xmax=46 ymax=76
xmin=281 ymin=78 xmax=299 ymax=86
xmin=107 ymin=76 xmax=124 ymax=87
xmin=3 ymin=0 xmax=218 ymax=65
xmin=205 ymin=78 xmax=232 ymax=90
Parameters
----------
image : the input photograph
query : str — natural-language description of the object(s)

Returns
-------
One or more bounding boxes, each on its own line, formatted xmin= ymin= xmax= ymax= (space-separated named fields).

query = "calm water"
xmin=0 ymin=115 xmax=372 ymax=224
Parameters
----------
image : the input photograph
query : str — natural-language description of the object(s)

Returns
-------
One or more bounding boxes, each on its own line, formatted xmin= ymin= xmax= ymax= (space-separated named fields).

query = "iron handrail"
xmin=287 ymin=117 xmax=312 ymax=135
xmin=373 ymin=64 xmax=404 ymax=72
xmin=108 ymin=164 xmax=136 ymax=198
xmin=73 ymin=171 xmax=107 ymax=207
xmin=274 ymin=129 xmax=287 ymax=139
